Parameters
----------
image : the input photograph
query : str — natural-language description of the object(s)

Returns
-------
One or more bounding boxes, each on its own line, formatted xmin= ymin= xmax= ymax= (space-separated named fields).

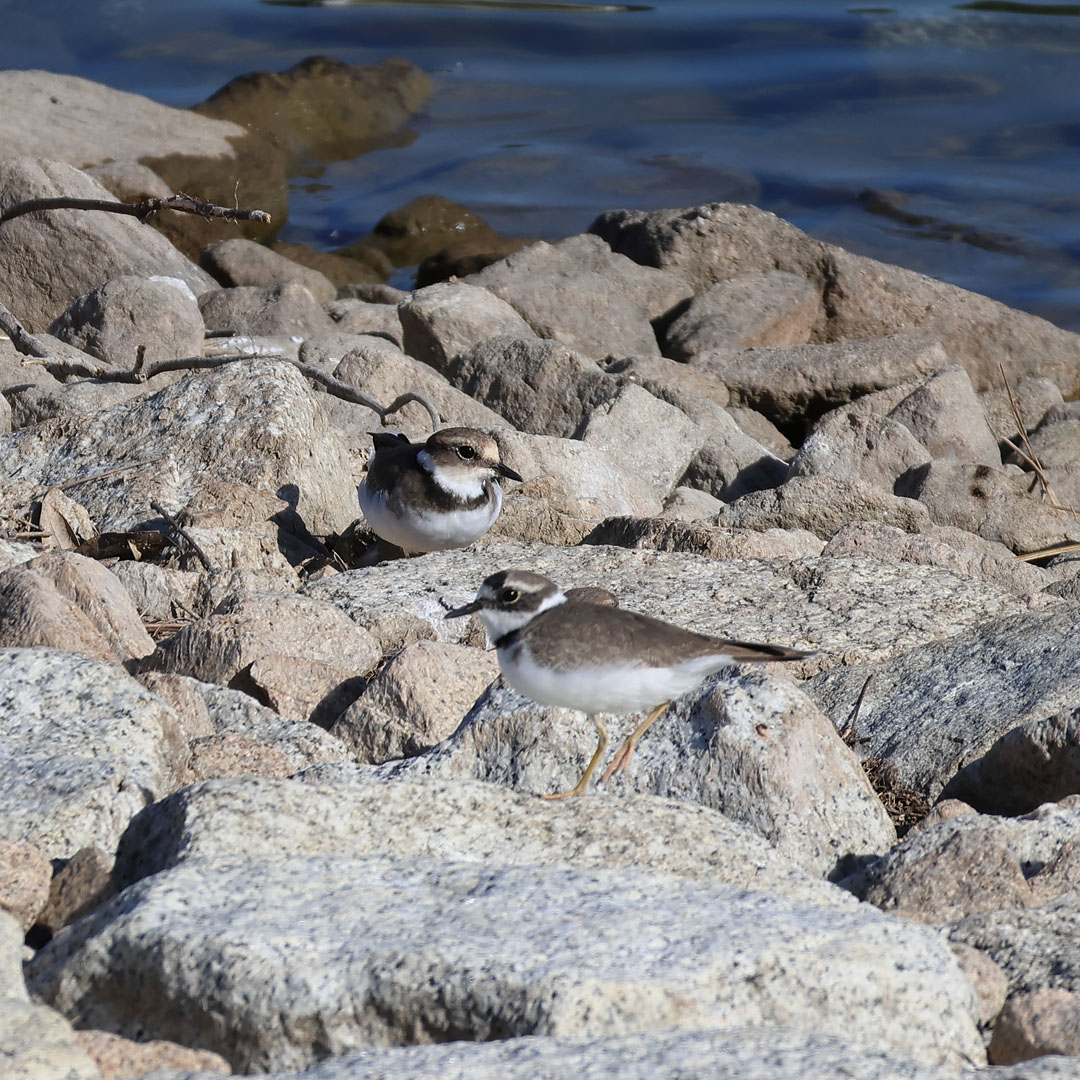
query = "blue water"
xmin=3 ymin=0 xmax=1080 ymax=327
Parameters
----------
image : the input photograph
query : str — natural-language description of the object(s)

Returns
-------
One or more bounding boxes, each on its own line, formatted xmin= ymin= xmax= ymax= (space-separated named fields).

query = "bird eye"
xmin=456 ymin=445 xmax=476 ymax=460
xmin=500 ymin=587 xmax=519 ymax=604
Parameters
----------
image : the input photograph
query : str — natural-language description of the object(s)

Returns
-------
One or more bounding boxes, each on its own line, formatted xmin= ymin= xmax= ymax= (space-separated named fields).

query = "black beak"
xmin=444 ymin=600 xmax=483 ymax=619
xmin=496 ymin=462 xmax=524 ymax=482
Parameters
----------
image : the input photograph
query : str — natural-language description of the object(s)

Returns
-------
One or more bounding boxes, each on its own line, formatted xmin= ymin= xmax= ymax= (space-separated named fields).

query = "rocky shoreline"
xmin=3 ymin=62 xmax=1080 ymax=1080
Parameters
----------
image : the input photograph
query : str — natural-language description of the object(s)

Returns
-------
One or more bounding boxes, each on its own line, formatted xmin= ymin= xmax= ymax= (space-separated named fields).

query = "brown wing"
xmin=528 ymin=603 xmax=809 ymax=669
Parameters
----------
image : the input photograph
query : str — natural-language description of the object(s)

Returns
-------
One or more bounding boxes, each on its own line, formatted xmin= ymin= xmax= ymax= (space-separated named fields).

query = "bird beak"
xmin=496 ymin=462 xmax=524 ymax=482
xmin=444 ymin=600 xmax=482 ymax=619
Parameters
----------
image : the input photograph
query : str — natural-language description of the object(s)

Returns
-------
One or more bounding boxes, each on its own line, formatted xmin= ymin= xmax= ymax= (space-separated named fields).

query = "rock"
xmin=415 ymin=233 xmax=536 ymax=286
xmin=726 ymin=406 xmax=796 ymax=460
xmin=660 ymin=486 xmax=726 ymax=522
xmin=493 ymin=431 xmax=667 ymax=518
xmin=188 ymin=733 xmax=294 ymax=782
xmin=198 ymin=282 xmax=332 ymax=337
xmin=0 ymin=157 xmax=216 ymax=332
xmin=386 ymin=667 xmax=894 ymax=877
xmin=0 ymin=361 xmax=360 ymax=536
xmin=941 ymin=708 xmax=1080 ymax=816
xmin=7 ymin=374 xmax=155 ymax=430
xmin=202 ymin=238 xmax=336 ymax=306
xmin=989 ymin=989 xmax=1080 ymax=1064
xmin=36 ymin=846 xmax=115 ymax=937
xmin=0 ymin=538 xmax=39 ymax=571
xmin=1 ymin=910 xmax=100 ymax=1080
xmin=951 ymin=943 xmax=1009 ymax=1030
xmin=169 ymin=524 xmax=305 ymax=579
xmin=896 ymin=460 xmax=1080 ymax=554
xmin=484 ymin=480 xmax=596 ymax=547
xmin=0 ymin=552 xmax=155 ymax=665
xmin=141 ymin=591 xmax=379 ymax=724
xmin=888 ymin=366 xmax=1001 ymax=466
xmin=601 ymin=352 xmax=731 ymax=410
xmin=325 ymin=336 xmax=505 ymax=444
xmin=331 ymin=642 xmax=498 ymax=762
xmin=0 ymin=841 xmax=51 ymax=932
xmin=807 ymin=604 xmax=1080 ymax=802
xmin=447 ymin=336 xmax=615 ymax=438
xmin=980 ymin=376 xmax=1064 ymax=449
xmin=338 ymin=282 xmax=408 ymax=304
xmin=467 ymin=233 xmax=693 ymax=357
xmin=325 ymin=299 xmax=404 ymax=346
xmin=0 ymin=68 xmax=283 ymax=246
xmin=821 ymin=522 xmax=1053 ymax=598
xmin=194 ymin=56 xmax=431 ymax=164
xmin=717 ymin=474 xmax=930 ymax=539
xmin=28 ymin=856 xmax=982 ymax=1072
xmin=272 ymin=240 xmax=387 ymax=289
xmin=114 ymin=776 xmax=849 ymax=911
xmin=346 ymin=195 xmax=501 ymax=268
xmin=662 ymin=270 xmax=819 ymax=358
xmin=48 ymin=275 xmax=205 ymax=368
xmin=585 ymin=517 xmax=824 ymax=561
xmin=591 ymin=202 xmax=1080 ymax=397
xmin=0 ymin=648 xmax=185 ymax=861
xmin=691 ymin=334 xmax=950 ymax=432
xmin=787 ymin=408 xmax=932 ymax=492
xmin=397 ymin=281 xmax=536 ymax=373
xmin=577 ymin=383 xmax=704 ymax=504
xmin=949 ymin=893 xmax=1080 ymax=996
xmin=74 ymin=1029 xmax=231 ymax=1078
xmin=679 ymin=409 xmax=788 ymax=501
xmin=152 ymin=676 xmax=347 ymax=773
xmin=305 ymin=542 xmax=1034 ymax=673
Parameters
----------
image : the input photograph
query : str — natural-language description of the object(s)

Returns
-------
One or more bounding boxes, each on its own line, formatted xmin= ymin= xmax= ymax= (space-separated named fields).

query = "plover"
xmin=359 ymin=428 xmax=523 ymax=554
xmin=446 ymin=569 xmax=811 ymax=798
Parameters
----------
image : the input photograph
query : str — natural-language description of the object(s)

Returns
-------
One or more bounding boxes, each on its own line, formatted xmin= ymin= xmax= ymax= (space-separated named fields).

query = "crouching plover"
xmin=359 ymin=428 xmax=523 ymax=554
xmin=446 ymin=569 xmax=812 ymax=798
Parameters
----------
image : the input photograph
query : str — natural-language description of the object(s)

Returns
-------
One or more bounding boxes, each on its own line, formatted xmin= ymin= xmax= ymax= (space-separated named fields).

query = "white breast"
xmin=359 ymin=482 xmax=501 ymax=553
xmin=499 ymin=642 xmax=733 ymax=716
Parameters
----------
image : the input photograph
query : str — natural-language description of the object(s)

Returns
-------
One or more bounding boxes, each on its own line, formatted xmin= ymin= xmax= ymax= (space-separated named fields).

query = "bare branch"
xmin=0 ymin=299 xmax=51 ymax=358
xmin=0 ymin=193 xmax=271 ymax=228
xmin=151 ymin=500 xmax=214 ymax=572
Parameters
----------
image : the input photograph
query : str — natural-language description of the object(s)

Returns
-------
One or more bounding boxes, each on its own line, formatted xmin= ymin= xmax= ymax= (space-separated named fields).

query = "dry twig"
xmin=0 ymin=193 xmax=271 ymax=228
xmin=999 ymin=361 xmax=1069 ymax=512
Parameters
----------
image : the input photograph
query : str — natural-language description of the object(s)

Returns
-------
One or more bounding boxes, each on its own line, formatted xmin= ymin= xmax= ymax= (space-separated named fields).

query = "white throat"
xmin=480 ymin=589 xmax=567 ymax=645
xmin=418 ymin=449 xmax=490 ymax=500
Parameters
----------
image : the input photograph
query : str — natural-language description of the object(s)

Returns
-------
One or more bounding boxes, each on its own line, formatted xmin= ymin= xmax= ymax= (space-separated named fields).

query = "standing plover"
xmin=359 ymin=428 xmax=522 ymax=554
xmin=446 ymin=569 xmax=811 ymax=798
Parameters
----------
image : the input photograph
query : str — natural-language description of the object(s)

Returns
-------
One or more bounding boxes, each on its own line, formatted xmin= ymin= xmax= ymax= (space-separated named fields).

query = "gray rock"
xmin=0 ymin=538 xmax=39 ymax=571
xmin=693 ymin=334 xmax=950 ymax=429
xmin=447 ymin=337 xmax=615 ymax=438
xmin=806 ymin=603 xmax=1080 ymax=801
xmin=382 ymin=668 xmax=895 ymax=877
xmin=142 ymin=591 xmax=380 ymax=725
xmin=0 ymin=551 xmax=155 ymax=665
xmin=28 ymin=856 xmax=982 ymax=1071
xmin=0 ymin=841 xmax=50 ymax=933
xmin=949 ymin=893 xmax=1080 ymax=996
xmin=0 ymin=157 xmax=215 ymax=332
xmin=592 ymin=202 xmax=1080 ymax=397
xmin=896 ymin=460 xmax=1080 ymax=554
xmin=177 ymin=677 xmax=350 ymax=772
xmin=202 ymin=238 xmax=336 ymax=306
xmin=663 ymin=270 xmax=819 ymax=359
xmin=331 ymin=642 xmax=497 ymax=762
xmin=115 ymin=775 xmax=850 ymax=911
xmin=718 ymin=474 xmax=930 ymax=539
xmin=0 ymin=648 xmax=185 ymax=861
xmin=980 ymin=376 xmax=1065 ymax=449
xmin=304 ymin=542 xmax=1034 ymax=673
xmin=942 ymin=708 xmax=1080 ymax=815
xmin=821 ymin=522 xmax=1053 ymax=598
xmin=725 ymin=405 xmax=796 ymax=460
xmin=198 ymin=283 xmax=332 ymax=337
xmin=888 ymin=366 xmax=1001 ymax=467
xmin=325 ymin=299 xmax=403 ymax=346
xmin=601 ymin=352 xmax=731 ymax=409
xmin=585 ymin=517 xmax=824 ymax=561
xmin=0 ymin=360 xmax=359 ymax=536
xmin=49 ymin=275 xmax=205 ymax=368
xmin=577 ymin=383 xmax=703 ymax=504
xmin=787 ymin=408 xmax=932 ymax=491
xmin=398 ymin=281 xmax=537 ymax=373
xmin=468 ymin=233 xmax=692 ymax=357
xmin=660 ymin=486 xmax=726 ymax=522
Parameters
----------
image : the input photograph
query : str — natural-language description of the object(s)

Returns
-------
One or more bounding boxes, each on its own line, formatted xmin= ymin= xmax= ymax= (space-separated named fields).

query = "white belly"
xmin=359 ymin=483 xmax=501 ymax=553
xmin=499 ymin=645 xmax=732 ymax=716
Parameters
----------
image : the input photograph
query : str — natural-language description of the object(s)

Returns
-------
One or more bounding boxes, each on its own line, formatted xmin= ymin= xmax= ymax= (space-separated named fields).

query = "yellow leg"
xmin=542 ymin=719 xmax=609 ymax=800
xmin=599 ymin=701 xmax=669 ymax=783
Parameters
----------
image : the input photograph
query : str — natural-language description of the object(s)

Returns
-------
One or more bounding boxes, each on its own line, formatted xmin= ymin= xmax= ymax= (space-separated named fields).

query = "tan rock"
xmin=75 ymin=1029 xmax=230 ymax=1077
xmin=188 ymin=734 xmax=294 ymax=782
xmin=989 ymin=988 xmax=1080 ymax=1064
xmin=0 ymin=842 xmax=51 ymax=932
xmin=37 ymin=847 xmax=115 ymax=936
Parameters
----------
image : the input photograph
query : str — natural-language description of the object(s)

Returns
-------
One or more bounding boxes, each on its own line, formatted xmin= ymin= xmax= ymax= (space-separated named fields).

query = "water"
xmin=3 ymin=0 xmax=1080 ymax=327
